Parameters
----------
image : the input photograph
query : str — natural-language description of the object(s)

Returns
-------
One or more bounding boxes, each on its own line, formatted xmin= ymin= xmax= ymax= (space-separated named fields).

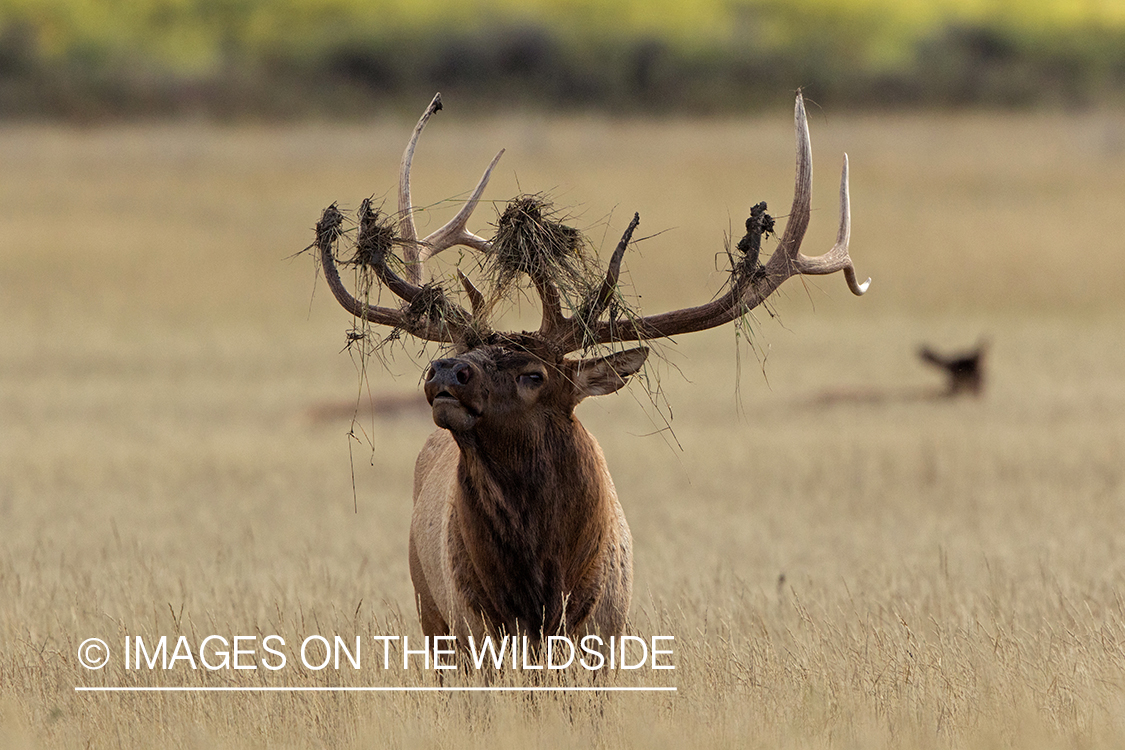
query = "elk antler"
xmin=315 ymin=94 xmax=505 ymax=344
xmin=546 ymin=92 xmax=869 ymax=354
xmin=398 ymin=93 xmax=505 ymax=285
xmin=315 ymin=203 xmax=475 ymax=343
xmin=314 ymin=92 xmax=867 ymax=352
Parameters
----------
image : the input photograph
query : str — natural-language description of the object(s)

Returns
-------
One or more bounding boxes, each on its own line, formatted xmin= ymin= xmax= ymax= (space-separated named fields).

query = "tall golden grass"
xmin=2 ymin=103 xmax=1125 ymax=747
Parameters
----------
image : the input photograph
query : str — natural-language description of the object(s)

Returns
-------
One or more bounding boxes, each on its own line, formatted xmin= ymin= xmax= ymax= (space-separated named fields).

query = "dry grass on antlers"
xmin=483 ymin=195 xmax=603 ymax=316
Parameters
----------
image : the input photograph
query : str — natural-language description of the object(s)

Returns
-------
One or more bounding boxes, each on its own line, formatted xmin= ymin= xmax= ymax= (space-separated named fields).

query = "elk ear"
xmin=574 ymin=347 xmax=649 ymax=400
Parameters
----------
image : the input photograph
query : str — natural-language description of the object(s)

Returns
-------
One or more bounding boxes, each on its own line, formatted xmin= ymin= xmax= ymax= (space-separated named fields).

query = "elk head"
xmin=425 ymin=341 xmax=648 ymax=436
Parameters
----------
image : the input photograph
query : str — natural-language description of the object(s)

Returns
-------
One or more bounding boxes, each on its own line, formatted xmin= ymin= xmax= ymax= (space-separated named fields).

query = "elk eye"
xmin=518 ymin=372 xmax=544 ymax=387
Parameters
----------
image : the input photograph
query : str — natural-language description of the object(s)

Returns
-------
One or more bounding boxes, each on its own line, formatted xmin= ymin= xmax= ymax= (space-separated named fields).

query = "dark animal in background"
xmin=918 ymin=342 xmax=987 ymax=397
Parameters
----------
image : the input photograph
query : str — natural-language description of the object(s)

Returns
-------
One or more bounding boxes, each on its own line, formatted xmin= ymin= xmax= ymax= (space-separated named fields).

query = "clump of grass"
xmin=481 ymin=195 xmax=661 ymax=360
xmin=399 ymin=281 xmax=465 ymax=341
xmin=349 ymin=199 xmax=399 ymax=270
xmin=314 ymin=200 xmax=466 ymax=359
xmin=484 ymin=195 xmax=601 ymax=314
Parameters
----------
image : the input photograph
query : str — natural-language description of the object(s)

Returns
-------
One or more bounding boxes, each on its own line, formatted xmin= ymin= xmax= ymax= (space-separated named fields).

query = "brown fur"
xmin=408 ymin=341 xmax=644 ymax=646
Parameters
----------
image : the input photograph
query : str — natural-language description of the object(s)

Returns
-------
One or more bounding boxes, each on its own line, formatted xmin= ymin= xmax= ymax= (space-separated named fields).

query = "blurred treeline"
xmin=2 ymin=0 xmax=1125 ymax=119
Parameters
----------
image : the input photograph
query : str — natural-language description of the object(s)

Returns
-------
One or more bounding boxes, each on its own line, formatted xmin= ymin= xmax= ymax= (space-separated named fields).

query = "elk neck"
xmin=446 ymin=413 xmax=612 ymax=638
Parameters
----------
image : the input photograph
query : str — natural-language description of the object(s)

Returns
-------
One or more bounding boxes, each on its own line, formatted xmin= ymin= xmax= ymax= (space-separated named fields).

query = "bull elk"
xmin=311 ymin=93 xmax=868 ymax=648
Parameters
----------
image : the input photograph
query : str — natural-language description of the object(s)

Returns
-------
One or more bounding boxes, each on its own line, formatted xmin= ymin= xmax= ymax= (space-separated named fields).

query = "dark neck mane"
xmin=448 ymin=416 xmax=610 ymax=639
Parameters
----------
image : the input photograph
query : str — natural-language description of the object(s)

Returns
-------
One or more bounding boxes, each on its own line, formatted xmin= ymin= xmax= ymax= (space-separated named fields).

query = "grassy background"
xmin=4 ymin=0 xmax=1125 ymax=116
xmin=2 ymin=98 xmax=1125 ymax=746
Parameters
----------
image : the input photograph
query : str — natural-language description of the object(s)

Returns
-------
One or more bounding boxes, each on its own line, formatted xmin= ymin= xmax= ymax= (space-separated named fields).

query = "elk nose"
xmin=426 ymin=359 xmax=473 ymax=387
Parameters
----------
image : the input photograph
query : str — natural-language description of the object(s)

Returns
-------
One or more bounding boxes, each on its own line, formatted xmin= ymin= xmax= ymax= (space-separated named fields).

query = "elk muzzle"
xmin=425 ymin=358 xmax=483 ymax=432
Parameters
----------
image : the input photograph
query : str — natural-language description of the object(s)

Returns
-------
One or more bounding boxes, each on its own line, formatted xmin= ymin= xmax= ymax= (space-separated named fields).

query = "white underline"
xmin=75 ymin=686 xmax=676 ymax=693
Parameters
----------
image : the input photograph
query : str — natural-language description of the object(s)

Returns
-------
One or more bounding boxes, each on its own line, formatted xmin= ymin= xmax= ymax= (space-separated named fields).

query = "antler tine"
xmin=591 ymin=212 xmax=641 ymax=320
xmin=550 ymin=213 xmax=641 ymax=352
xmin=535 ymin=275 xmax=567 ymax=338
xmin=791 ymin=154 xmax=870 ymax=295
xmin=398 ymin=94 xmax=504 ymax=285
xmin=415 ymin=149 xmax=506 ymax=274
xmin=764 ymin=92 xmax=867 ymax=295
xmin=399 ymin=93 xmax=443 ymax=275
xmin=773 ymin=92 xmax=813 ymax=264
xmin=456 ymin=268 xmax=488 ymax=320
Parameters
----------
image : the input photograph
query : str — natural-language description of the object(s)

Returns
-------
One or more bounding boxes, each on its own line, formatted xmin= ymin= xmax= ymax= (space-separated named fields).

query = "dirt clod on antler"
xmin=485 ymin=195 xmax=600 ymax=309
xmin=734 ymin=201 xmax=774 ymax=281
xmin=315 ymin=204 xmax=345 ymax=251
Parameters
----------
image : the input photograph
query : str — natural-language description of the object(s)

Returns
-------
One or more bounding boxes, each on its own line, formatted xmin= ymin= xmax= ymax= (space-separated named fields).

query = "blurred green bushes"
xmin=2 ymin=0 xmax=1125 ymax=118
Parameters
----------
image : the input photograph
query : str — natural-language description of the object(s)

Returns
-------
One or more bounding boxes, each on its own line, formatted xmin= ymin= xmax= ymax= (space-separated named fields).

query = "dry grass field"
xmin=3 ymin=102 xmax=1125 ymax=748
